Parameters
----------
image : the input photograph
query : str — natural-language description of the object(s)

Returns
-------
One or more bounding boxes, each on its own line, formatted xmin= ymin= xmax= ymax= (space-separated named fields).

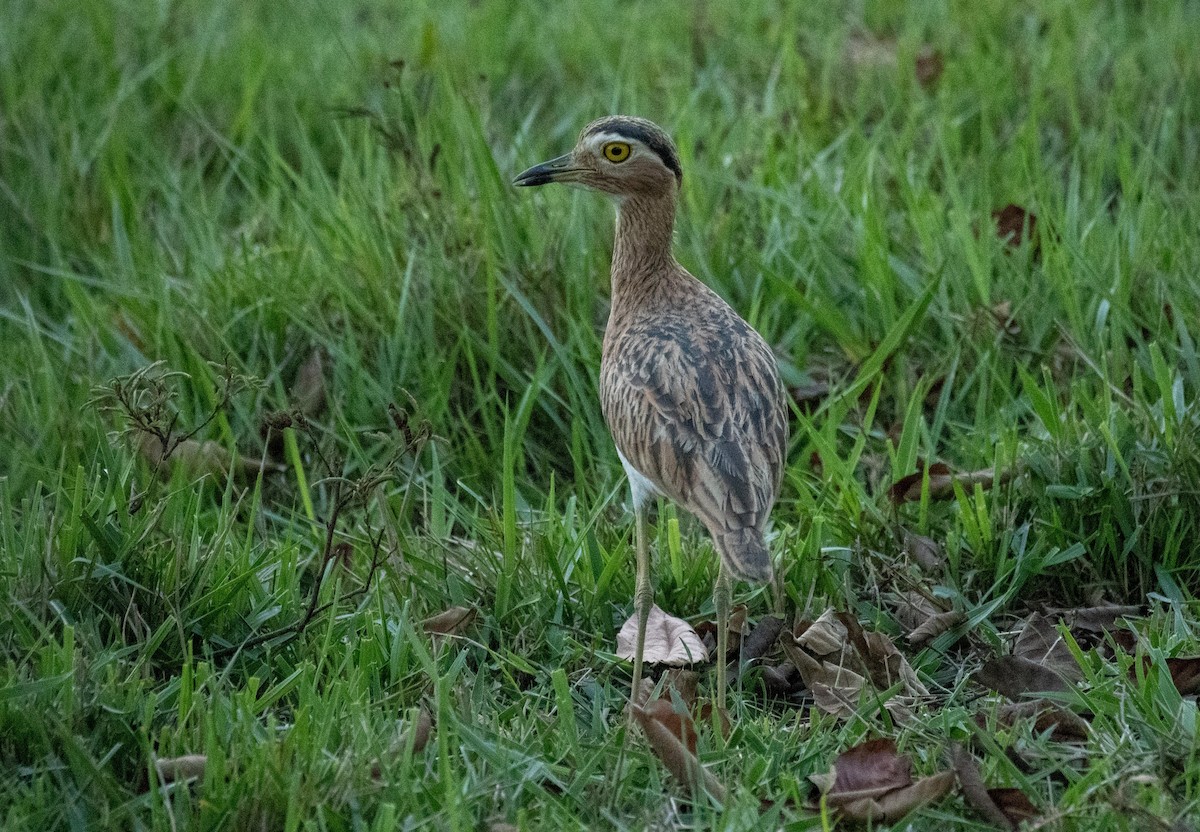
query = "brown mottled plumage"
xmin=516 ymin=116 xmax=788 ymax=710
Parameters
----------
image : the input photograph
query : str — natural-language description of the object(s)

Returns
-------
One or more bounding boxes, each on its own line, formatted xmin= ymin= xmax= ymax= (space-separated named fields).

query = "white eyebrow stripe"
xmin=585 ymin=132 xmax=641 ymax=152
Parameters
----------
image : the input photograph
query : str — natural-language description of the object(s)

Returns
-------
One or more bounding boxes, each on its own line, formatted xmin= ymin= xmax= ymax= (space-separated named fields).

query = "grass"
xmin=2 ymin=0 xmax=1199 ymax=828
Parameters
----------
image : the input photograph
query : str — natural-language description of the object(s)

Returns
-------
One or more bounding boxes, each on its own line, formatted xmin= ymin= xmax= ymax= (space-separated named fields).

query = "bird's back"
xmin=600 ymin=268 xmax=788 ymax=582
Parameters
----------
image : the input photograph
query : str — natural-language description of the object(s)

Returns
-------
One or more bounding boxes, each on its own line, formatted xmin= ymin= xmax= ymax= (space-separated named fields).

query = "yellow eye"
xmin=603 ymin=142 xmax=631 ymax=163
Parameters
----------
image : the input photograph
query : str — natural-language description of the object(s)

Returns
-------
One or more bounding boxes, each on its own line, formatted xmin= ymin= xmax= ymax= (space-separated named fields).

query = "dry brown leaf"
xmin=695 ymin=604 xmax=749 ymax=660
xmin=833 ymin=613 xmax=928 ymax=697
xmin=988 ymin=788 xmax=1040 ymax=826
xmin=1060 ymin=604 xmax=1141 ymax=633
xmin=616 ymin=605 xmax=708 ymax=666
xmin=812 ymin=739 xmax=953 ymax=822
xmin=892 ymin=591 xmax=945 ymax=633
xmin=403 ymin=707 xmax=434 ymax=753
xmin=421 ymin=606 xmax=477 ymax=637
xmin=1167 ymin=658 xmax=1200 ymax=696
xmin=993 ymin=204 xmax=1038 ymax=249
xmin=951 ymin=744 xmax=1016 ymax=830
xmin=976 ymin=656 xmax=1071 ymax=700
xmin=993 ymin=699 xmax=1089 ymax=742
xmin=662 ymin=668 xmax=700 ymax=708
xmin=796 ymin=609 xmax=848 ymax=656
xmin=738 ymin=614 xmax=786 ymax=673
xmin=839 ymin=771 xmax=955 ymax=822
xmin=951 ymin=745 xmax=1040 ymax=829
xmin=903 ymin=529 xmax=945 ymax=572
xmin=371 ymin=707 xmax=434 ymax=779
xmin=291 ymin=348 xmax=327 ymax=416
xmin=811 ymin=738 xmax=910 ymax=802
xmin=908 ymin=610 xmax=967 ymax=647
xmin=761 ymin=661 xmax=802 ymax=696
xmin=782 ymin=619 xmax=924 ymax=721
xmin=1013 ymin=613 xmax=1082 ymax=681
xmin=914 ymin=47 xmax=944 ymax=89
xmin=860 ymin=630 xmax=929 ymax=696
xmin=780 ymin=632 xmax=867 ymax=693
xmin=631 ymin=703 xmax=726 ymax=801
xmin=698 ymin=702 xmax=732 ymax=741
xmin=155 ymin=754 xmax=206 ymax=783
xmin=641 ymin=697 xmax=699 ymax=755
xmin=889 ymin=463 xmax=1013 ymax=504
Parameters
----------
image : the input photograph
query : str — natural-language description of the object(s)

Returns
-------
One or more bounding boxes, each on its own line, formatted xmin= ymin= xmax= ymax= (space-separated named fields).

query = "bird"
xmin=515 ymin=116 xmax=788 ymax=711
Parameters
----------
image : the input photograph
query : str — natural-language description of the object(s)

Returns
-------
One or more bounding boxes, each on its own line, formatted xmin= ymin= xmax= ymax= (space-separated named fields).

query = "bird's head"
xmin=514 ymin=115 xmax=682 ymax=198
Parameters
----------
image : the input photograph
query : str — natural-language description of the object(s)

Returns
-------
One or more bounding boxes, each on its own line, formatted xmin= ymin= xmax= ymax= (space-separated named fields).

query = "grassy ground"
xmin=2 ymin=0 xmax=1200 ymax=828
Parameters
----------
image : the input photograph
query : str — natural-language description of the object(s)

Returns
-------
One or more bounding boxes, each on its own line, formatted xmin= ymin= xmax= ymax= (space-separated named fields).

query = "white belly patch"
xmin=616 ymin=447 xmax=659 ymax=509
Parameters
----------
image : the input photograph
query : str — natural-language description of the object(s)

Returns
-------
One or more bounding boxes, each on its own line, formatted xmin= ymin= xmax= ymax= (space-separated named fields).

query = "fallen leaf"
xmin=992 ymin=204 xmax=1038 ymax=249
xmin=863 ymin=630 xmax=928 ymax=695
xmin=737 ymin=614 xmax=786 ymax=674
xmin=812 ymin=739 xmax=953 ymax=822
xmin=838 ymin=771 xmax=955 ymax=822
xmin=976 ymin=656 xmax=1070 ymax=700
xmin=421 ymin=606 xmax=477 ymax=637
xmin=993 ymin=699 xmax=1089 ymax=742
xmin=291 ymin=348 xmax=327 ymax=416
xmin=761 ymin=661 xmax=802 ymax=696
xmin=662 ymin=668 xmax=700 ymax=708
xmin=1012 ymin=613 xmax=1082 ymax=681
xmin=836 ymin=613 xmax=928 ymax=696
xmin=782 ymin=619 xmax=924 ymax=721
xmin=780 ymin=632 xmax=867 ymax=695
xmin=908 ymin=610 xmax=967 ymax=647
xmin=402 ymin=707 xmax=434 ymax=752
xmin=1061 ymin=604 xmax=1142 ymax=633
xmin=641 ymin=697 xmax=699 ymax=755
xmin=950 ymin=745 xmax=1035 ymax=830
xmin=988 ymin=788 xmax=1040 ymax=826
xmin=796 ymin=609 xmax=848 ymax=656
xmin=892 ymin=591 xmax=945 ymax=633
xmin=371 ymin=708 xmax=434 ymax=778
xmin=1167 ymin=658 xmax=1200 ymax=696
xmin=811 ymin=738 xmax=910 ymax=801
xmin=155 ymin=754 xmax=206 ymax=783
xmin=888 ymin=463 xmax=1013 ymax=504
xmin=695 ymin=604 xmax=749 ymax=660
xmin=914 ymin=47 xmax=944 ymax=89
xmin=697 ymin=701 xmax=732 ymax=741
xmin=631 ymin=703 xmax=726 ymax=801
xmin=617 ymin=605 xmax=708 ymax=666
xmin=903 ymin=529 xmax=944 ymax=572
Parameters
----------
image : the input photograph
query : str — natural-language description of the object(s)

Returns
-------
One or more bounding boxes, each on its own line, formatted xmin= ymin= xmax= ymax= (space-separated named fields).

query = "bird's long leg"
xmin=714 ymin=558 xmax=732 ymax=713
xmin=630 ymin=503 xmax=654 ymax=707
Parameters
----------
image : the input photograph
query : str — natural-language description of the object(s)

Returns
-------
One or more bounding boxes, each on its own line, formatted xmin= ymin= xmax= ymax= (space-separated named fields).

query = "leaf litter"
xmin=810 ymin=738 xmax=955 ymax=823
xmin=951 ymin=744 xmax=1040 ymax=830
xmin=616 ymin=605 xmax=707 ymax=666
xmin=888 ymin=462 xmax=1015 ymax=504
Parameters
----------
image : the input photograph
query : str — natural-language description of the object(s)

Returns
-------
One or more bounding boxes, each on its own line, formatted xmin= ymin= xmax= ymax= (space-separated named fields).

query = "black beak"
xmin=513 ymin=153 xmax=577 ymax=187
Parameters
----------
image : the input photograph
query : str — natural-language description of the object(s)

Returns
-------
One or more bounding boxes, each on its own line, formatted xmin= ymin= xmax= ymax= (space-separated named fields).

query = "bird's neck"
xmin=611 ymin=191 xmax=678 ymax=302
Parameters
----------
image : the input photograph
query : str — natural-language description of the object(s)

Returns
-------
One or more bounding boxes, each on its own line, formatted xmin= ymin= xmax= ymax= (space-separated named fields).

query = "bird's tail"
xmin=712 ymin=527 xmax=774 ymax=584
